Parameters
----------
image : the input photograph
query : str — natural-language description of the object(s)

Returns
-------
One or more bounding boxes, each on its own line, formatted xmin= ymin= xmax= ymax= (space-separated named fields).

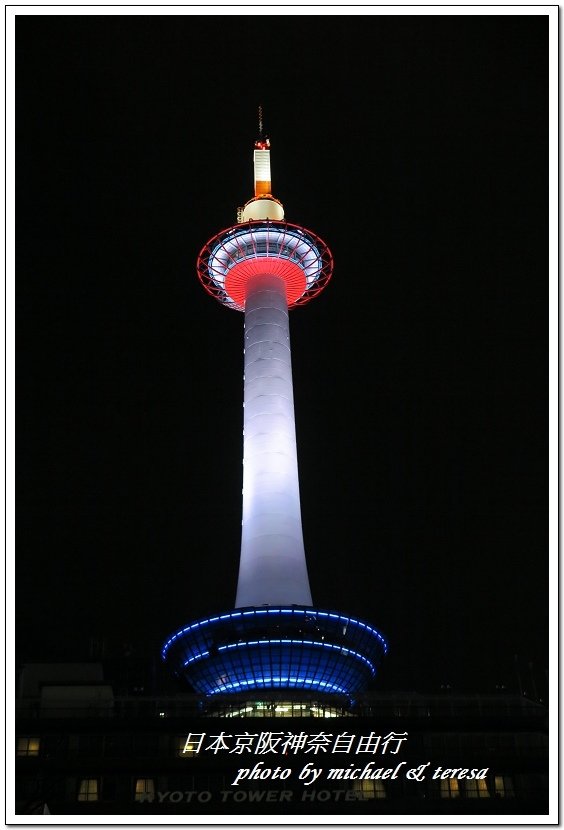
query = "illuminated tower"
xmin=162 ymin=112 xmax=387 ymax=697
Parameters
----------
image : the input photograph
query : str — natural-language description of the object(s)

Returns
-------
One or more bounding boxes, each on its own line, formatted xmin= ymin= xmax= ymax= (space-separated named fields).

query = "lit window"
xmin=274 ymin=704 xmax=292 ymax=716
xmin=78 ymin=778 xmax=99 ymax=802
xmin=177 ymin=736 xmax=198 ymax=757
xmin=134 ymin=778 xmax=155 ymax=802
xmin=224 ymin=706 xmax=255 ymax=717
xmin=494 ymin=775 xmax=515 ymax=798
xmin=352 ymin=780 xmax=386 ymax=800
xmin=219 ymin=700 xmax=348 ymax=718
xmin=16 ymin=737 xmax=40 ymax=757
xmin=440 ymin=779 xmax=460 ymax=799
xmin=465 ymin=779 xmax=490 ymax=798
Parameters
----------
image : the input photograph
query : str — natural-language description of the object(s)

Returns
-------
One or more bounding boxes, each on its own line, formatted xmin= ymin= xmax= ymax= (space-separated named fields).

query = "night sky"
xmin=16 ymin=14 xmax=548 ymax=695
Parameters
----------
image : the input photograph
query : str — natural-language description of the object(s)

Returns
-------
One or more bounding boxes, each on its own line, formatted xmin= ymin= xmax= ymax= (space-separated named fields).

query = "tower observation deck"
xmin=162 ymin=113 xmax=387 ymax=698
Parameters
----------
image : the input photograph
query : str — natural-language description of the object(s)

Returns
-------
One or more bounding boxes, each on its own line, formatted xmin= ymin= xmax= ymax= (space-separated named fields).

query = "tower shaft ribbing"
xmin=236 ymin=275 xmax=312 ymax=608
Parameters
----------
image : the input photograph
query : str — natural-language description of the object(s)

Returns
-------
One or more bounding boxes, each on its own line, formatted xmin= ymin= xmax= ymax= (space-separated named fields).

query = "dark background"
xmin=16 ymin=14 xmax=548 ymax=695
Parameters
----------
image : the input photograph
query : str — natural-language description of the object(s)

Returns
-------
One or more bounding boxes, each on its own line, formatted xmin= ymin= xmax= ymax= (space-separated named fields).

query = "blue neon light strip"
xmin=181 ymin=638 xmax=374 ymax=675
xmin=183 ymin=650 xmax=209 ymax=666
xmin=207 ymin=677 xmax=347 ymax=696
xmin=217 ymin=639 xmax=376 ymax=676
xmin=162 ymin=608 xmax=388 ymax=658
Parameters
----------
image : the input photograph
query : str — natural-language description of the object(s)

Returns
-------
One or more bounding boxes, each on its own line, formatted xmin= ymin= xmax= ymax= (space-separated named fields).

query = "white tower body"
xmin=235 ymin=274 xmax=313 ymax=607
xmin=164 ymin=120 xmax=388 ymax=697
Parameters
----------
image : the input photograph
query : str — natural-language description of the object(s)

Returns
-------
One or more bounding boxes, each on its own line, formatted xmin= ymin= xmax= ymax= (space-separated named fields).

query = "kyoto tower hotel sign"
xmin=163 ymin=113 xmax=387 ymax=698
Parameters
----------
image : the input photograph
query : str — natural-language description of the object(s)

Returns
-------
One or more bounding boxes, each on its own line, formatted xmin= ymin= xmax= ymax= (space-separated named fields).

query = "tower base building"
xmin=15 ymin=664 xmax=549 ymax=816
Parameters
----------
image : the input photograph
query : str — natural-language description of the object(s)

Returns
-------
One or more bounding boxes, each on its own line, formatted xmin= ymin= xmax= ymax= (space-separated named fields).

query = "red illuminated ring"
xmin=196 ymin=220 xmax=333 ymax=311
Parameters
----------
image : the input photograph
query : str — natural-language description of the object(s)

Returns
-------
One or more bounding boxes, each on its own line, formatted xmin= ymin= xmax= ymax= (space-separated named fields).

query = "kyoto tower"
xmin=162 ymin=111 xmax=387 ymax=697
